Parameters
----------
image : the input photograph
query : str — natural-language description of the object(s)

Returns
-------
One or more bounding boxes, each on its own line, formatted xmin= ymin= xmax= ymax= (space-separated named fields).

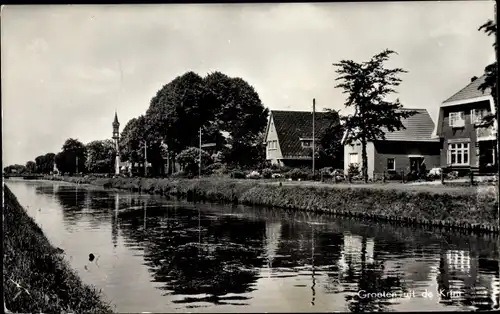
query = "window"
xmin=387 ymin=158 xmax=395 ymax=171
xmin=448 ymin=143 xmax=469 ymax=165
xmin=471 ymin=109 xmax=488 ymax=124
xmin=301 ymin=140 xmax=312 ymax=147
xmin=349 ymin=153 xmax=359 ymax=164
xmin=267 ymin=140 xmax=278 ymax=150
xmin=449 ymin=112 xmax=465 ymax=128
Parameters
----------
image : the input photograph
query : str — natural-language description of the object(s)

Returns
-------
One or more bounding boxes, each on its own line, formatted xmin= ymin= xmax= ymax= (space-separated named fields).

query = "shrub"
xmin=347 ymin=163 xmax=360 ymax=178
xmin=177 ymin=147 xmax=213 ymax=176
xmin=204 ymin=162 xmax=224 ymax=175
xmin=285 ymin=168 xmax=309 ymax=181
xmin=261 ymin=168 xmax=273 ymax=179
xmin=230 ymin=170 xmax=246 ymax=179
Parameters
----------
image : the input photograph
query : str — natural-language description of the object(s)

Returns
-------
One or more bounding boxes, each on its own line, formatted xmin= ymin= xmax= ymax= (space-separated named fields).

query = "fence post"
xmin=401 ymin=170 xmax=405 ymax=183
xmin=470 ymin=169 xmax=474 ymax=186
xmin=383 ymin=171 xmax=386 ymax=183
xmin=440 ymin=168 xmax=445 ymax=185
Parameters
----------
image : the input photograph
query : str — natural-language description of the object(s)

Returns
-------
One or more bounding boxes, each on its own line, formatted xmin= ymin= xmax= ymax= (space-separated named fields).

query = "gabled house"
xmin=342 ymin=108 xmax=440 ymax=179
xmin=433 ymin=75 xmax=497 ymax=173
xmin=264 ymin=110 xmax=334 ymax=167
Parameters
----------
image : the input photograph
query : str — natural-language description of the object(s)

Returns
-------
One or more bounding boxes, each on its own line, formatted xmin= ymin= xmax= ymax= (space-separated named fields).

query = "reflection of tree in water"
xmin=343 ymin=237 xmax=406 ymax=312
xmin=118 ymin=206 xmax=266 ymax=305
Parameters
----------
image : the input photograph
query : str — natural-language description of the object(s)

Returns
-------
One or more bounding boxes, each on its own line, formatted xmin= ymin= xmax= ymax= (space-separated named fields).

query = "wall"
xmin=438 ymin=100 xmax=492 ymax=169
xmin=265 ymin=116 xmax=284 ymax=165
xmin=344 ymin=141 xmax=375 ymax=176
xmin=373 ymin=141 xmax=441 ymax=175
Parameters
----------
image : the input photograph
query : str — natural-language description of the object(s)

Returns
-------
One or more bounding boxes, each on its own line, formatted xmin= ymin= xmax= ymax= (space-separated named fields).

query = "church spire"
xmin=113 ymin=110 xmax=119 ymax=127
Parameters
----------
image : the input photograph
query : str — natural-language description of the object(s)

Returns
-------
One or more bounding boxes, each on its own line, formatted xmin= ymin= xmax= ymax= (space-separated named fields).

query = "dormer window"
xmin=449 ymin=111 xmax=465 ymax=128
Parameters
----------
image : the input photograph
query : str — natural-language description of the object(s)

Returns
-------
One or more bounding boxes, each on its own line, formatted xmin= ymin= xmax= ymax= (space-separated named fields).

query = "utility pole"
xmin=312 ymin=98 xmax=316 ymax=180
xmin=199 ymin=127 xmax=202 ymax=179
xmin=76 ymin=156 xmax=79 ymax=175
xmin=143 ymin=141 xmax=147 ymax=177
xmin=495 ymin=1 xmax=499 ymax=231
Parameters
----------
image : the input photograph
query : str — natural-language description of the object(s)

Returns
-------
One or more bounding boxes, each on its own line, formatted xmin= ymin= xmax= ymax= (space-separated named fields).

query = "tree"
xmin=55 ymin=138 xmax=87 ymax=174
xmin=478 ymin=19 xmax=497 ymax=127
xmin=176 ymin=147 xmax=213 ymax=176
xmin=4 ymin=164 xmax=27 ymax=174
xmin=333 ymin=49 xmax=416 ymax=182
xmin=316 ymin=109 xmax=344 ymax=169
xmin=25 ymin=161 xmax=36 ymax=173
xmin=85 ymin=140 xmax=116 ymax=173
xmin=34 ymin=153 xmax=56 ymax=174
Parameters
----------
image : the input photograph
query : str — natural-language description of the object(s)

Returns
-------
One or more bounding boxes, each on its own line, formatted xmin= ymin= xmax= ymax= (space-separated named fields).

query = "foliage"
xmin=348 ymin=163 xmax=360 ymax=178
xmin=316 ymin=109 xmax=344 ymax=168
xmin=478 ymin=19 xmax=497 ymax=127
xmin=261 ymin=168 xmax=273 ymax=179
xmin=4 ymin=164 xmax=27 ymax=174
xmin=334 ymin=49 xmax=417 ymax=182
xmin=230 ymin=170 xmax=246 ymax=179
xmin=284 ymin=168 xmax=309 ymax=181
xmin=176 ymin=147 xmax=213 ymax=176
xmin=203 ymin=162 xmax=225 ymax=176
xmin=34 ymin=153 xmax=56 ymax=174
xmin=3 ymin=186 xmax=113 ymax=313
xmin=25 ymin=161 xmax=36 ymax=174
xmin=85 ymin=140 xmax=116 ymax=173
xmin=54 ymin=138 xmax=87 ymax=174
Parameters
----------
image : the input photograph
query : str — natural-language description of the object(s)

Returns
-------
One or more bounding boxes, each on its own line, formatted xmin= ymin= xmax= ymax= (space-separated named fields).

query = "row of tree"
xmin=5 ymin=19 xmax=496 ymax=182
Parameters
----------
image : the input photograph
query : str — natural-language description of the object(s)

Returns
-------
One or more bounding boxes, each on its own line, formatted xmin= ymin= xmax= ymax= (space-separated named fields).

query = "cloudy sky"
xmin=2 ymin=2 xmax=495 ymax=166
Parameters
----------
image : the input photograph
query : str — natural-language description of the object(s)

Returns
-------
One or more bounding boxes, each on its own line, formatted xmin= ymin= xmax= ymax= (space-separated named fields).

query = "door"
xmin=409 ymin=157 xmax=424 ymax=173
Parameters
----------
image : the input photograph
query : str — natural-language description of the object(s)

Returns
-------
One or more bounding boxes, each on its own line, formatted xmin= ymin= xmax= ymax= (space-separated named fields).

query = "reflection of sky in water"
xmin=5 ymin=179 xmax=500 ymax=313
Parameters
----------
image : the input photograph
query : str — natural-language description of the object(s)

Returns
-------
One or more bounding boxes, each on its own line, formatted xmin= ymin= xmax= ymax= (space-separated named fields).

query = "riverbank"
xmin=44 ymin=175 xmax=499 ymax=233
xmin=3 ymin=185 xmax=113 ymax=313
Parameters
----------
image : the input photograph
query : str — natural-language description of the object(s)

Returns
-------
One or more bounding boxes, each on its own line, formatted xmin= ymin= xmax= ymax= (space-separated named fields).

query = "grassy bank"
xmin=3 ymin=185 xmax=113 ymax=313
xmin=44 ymin=175 xmax=499 ymax=233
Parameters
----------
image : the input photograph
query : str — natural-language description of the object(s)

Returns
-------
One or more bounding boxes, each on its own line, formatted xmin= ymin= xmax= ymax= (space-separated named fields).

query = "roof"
xmin=443 ymin=74 xmax=491 ymax=103
xmin=343 ymin=108 xmax=438 ymax=143
xmin=113 ymin=111 xmax=119 ymax=125
xmin=270 ymin=110 xmax=336 ymax=158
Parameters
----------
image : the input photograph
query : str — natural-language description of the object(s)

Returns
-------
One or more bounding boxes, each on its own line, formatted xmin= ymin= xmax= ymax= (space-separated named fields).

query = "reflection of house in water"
xmin=338 ymin=233 xmax=375 ymax=272
xmin=446 ymin=250 xmax=471 ymax=273
xmin=264 ymin=221 xmax=282 ymax=273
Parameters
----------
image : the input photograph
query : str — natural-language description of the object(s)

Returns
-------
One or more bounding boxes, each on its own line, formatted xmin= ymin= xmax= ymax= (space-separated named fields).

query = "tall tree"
xmin=85 ymin=140 xmax=116 ymax=173
xmin=333 ymin=49 xmax=416 ymax=182
xmin=316 ymin=109 xmax=344 ymax=169
xmin=34 ymin=152 xmax=56 ymax=174
xmin=478 ymin=19 xmax=497 ymax=127
xmin=3 ymin=164 xmax=26 ymax=174
xmin=25 ymin=161 xmax=36 ymax=174
xmin=55 ymin=138 xmax=87 ymax=174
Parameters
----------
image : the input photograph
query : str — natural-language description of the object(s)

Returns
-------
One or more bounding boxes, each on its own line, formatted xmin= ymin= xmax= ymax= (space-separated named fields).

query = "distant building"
xmin=433 ymin=75 xmax=497 ymax=173
xmin=264 ymin=110 xmax=336 ymax=167
xmin=342 ymin=108 xmax=441 ymax=179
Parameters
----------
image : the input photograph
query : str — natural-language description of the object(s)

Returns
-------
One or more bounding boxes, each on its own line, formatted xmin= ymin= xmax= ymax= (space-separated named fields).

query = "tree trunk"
xmin=361 ymin=136 xmax=368 ymax=183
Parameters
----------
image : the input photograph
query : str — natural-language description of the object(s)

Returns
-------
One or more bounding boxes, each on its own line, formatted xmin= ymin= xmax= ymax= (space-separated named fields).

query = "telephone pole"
xmin=143 ymin=141 xmax=147 ymax=177
xmin=199 ymin=127 xmax=202 ymax=179
xmin=312 ymin=98 xmax=316 ymax=180
xmin=76 ymin=156 xmax=79 ymax=174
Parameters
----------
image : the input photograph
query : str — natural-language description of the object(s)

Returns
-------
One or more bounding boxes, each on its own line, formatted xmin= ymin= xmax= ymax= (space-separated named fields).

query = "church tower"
xmin=112 ymin=111 xmax=121 ymax=175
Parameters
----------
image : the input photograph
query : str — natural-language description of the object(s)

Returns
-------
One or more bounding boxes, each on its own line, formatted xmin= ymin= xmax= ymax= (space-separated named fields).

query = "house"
xmin=264 ymin=110 xmax=336 ymax=167
xmin=433 ymin=75 xmax=497 ymax=173
xmin=342 ymin=108 xmax=441 ymax=179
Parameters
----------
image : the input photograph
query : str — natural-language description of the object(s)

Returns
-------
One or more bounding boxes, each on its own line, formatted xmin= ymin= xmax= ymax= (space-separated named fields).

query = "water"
xmin=5 ymin=179 xmax=500 ymax=312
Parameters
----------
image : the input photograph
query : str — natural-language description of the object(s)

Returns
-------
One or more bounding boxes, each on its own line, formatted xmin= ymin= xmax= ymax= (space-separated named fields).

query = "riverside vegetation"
xmin=45 ymin=175 xmax=499 ymax=233
xmin=3 ymin=185 xmax=113 ymax=313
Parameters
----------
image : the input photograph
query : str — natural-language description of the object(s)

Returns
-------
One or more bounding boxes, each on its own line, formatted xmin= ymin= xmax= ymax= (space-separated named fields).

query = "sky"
xmin=1 ymin=2 xmax=496 ymax=166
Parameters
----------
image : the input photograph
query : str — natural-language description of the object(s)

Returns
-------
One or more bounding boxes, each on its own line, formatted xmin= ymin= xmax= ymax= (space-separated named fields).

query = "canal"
xmin=5 ymin=179 xmax=500 ymax=312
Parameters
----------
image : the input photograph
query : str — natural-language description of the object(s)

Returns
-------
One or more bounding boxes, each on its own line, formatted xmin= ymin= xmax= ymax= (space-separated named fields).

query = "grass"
xmin=3 ymin=185 xmax=114 ymax=313
xmin=43 ymin=175 xmax=499 ymax=233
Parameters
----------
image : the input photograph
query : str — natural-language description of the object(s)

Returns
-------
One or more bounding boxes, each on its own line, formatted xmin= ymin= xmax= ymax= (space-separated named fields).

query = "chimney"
xmin=470 ymin=76 xmax=478 ymax=83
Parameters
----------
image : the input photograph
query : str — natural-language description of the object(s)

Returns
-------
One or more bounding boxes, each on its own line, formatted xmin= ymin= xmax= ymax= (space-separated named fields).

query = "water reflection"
xmin=5 ymin=180 xmax=500 ymax=312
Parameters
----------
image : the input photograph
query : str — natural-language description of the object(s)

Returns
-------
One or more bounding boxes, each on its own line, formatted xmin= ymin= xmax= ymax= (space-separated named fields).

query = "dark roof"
xmin=113 ymin=111 xmax=119 ymax=126
xmin=443 ymin=74 xmax=491 ymax=103
xmin=342 ymin=108 xmax=437 ymax=143
xmin=381 ymin=109 xmax=437 ymax=141
xmin=270 ymin=110 xmax=335 ymax=158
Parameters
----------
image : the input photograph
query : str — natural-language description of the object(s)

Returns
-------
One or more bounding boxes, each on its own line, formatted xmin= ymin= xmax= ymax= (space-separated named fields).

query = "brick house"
xmin=264 ymin=110 xmax=335 ymax=167
xmin=433 ymin=75 xmax=497 ymax=173
xmin=342 ymin=108 xmax=441 ymax=179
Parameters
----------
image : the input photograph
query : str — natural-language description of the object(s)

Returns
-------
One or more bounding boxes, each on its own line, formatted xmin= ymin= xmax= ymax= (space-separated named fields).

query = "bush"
xmin=230 ymin=170 xmax=246 ymax=179
xmin=285 ymin=168 xmax=309 ymax=181
xmin=347 ymin=163 xmax=360 ymax=178
xmin=177 ymin=147 xmax=213 ymax=176
xmin=261 ymin=168 xmax=273 ymax=179
xmin=203 ymin=162 xmax=224 ymax=175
